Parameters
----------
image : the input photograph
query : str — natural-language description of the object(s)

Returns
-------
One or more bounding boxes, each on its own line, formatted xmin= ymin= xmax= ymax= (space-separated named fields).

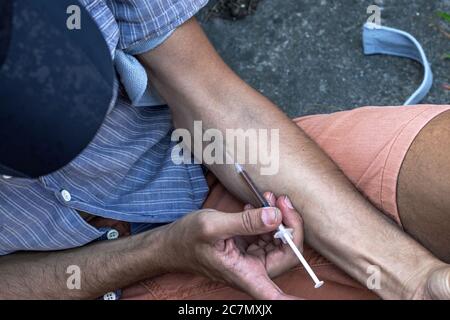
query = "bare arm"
xmin=138 ymin=18 xmax=445 ymax=299
xmin=0 ymin=227 xmax=167 ymax=299
xmin=0 ymin=203 xmax=304 ymax=299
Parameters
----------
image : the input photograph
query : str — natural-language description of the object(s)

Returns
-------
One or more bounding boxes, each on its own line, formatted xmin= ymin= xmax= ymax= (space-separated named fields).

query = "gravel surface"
xmin=199 ymin=0 xmax=450 ymax=117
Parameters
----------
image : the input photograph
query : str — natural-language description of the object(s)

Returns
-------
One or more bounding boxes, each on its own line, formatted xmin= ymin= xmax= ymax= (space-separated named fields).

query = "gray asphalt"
xmin=199 ymin=0 xmax=450 ymax=117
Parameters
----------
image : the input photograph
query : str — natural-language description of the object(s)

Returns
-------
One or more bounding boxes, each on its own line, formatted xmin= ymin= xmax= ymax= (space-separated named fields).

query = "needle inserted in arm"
xmin=234 ymin=162 xmax=324 ymax=289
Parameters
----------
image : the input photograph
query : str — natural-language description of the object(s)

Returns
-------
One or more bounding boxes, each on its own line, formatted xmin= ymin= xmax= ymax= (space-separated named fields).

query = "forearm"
xmin=139 ymin=18 xmax=443 ymax=299
xmin=0 ymin=226 xmax=168 ymax=299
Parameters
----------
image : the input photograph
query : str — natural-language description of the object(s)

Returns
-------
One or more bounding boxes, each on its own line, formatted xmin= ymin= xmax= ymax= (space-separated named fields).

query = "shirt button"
xmin=60 ymin=189 xmax=72 ymax=202
xmin=103 ymin=291 xmax=117 ymax=300
xmin=106 ymin=229 xmax=119 ymax=240
xmin=2 ymin=175 xmax=12 ymax=179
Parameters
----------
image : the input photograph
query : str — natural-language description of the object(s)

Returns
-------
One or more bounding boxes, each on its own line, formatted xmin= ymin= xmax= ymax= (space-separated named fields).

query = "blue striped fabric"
xmin=0 ymin=0 xmax=209 ymax=255
xmin=81 ymin=0 xmax=120 ymax=56
xmin=106 ymin=0 xmax=209 ymax=50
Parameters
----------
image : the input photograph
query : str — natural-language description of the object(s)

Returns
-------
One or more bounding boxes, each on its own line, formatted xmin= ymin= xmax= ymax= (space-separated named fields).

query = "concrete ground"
xmin=198 ymin=0 xmax=450 ymax=117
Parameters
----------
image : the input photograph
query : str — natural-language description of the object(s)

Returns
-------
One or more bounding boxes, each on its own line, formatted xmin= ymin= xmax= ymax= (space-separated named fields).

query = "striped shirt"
xmin=0 ymin=0 xmax=209 ymax=255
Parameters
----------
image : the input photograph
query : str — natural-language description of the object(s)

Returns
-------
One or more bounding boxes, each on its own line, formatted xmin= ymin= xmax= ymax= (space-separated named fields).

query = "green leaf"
xmin=446 ymin=54 xmax=450 ymax=59
xmin=437 ymin=11 xmax=450 ymax=23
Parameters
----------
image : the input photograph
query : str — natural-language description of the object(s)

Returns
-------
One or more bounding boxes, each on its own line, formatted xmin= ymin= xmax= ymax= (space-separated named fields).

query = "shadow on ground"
xmin=199 ymin=0 xmax=449 ymax=117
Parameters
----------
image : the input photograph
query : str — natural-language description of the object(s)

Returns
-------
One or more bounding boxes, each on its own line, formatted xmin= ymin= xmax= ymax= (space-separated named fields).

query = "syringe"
xmin=234 ymin=163 xmax=324 ymax=289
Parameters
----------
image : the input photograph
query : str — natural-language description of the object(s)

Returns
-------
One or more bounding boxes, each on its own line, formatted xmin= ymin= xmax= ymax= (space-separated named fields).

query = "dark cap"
xmin=0 ymin=0 xmax=115 ymax=178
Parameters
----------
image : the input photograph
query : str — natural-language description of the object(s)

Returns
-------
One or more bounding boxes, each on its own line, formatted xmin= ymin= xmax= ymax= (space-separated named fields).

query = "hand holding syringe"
xmin=234 ymin=162 xmax=324 ymax=289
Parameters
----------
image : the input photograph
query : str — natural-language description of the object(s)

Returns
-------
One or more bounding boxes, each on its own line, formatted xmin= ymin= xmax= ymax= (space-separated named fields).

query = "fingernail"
xmin=262 ymin=208 xmax=279 ymax=226
xmin=268 ymin=192 xmax=275 ymax=202
xmin=244 ymin=204 xmax=252 ymax=210
xmin=284 ymin=196 xmax=294 ymax=209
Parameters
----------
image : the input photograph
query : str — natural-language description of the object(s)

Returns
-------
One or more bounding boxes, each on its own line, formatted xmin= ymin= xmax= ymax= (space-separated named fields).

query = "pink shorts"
xmin=121 ymin=104 xmax=450 ymax=300
xmin=295 ymin=104 xmax=450 ymax=225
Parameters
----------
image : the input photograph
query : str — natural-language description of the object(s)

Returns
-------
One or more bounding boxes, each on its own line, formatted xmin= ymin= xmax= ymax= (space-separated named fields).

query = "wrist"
xmin=141 ymin=224 xmax=180 ymax=274
xmin=401 ymin=260 xmax=447 ymax=300
xmin=137 ymin=224 xmax=174 ymax=277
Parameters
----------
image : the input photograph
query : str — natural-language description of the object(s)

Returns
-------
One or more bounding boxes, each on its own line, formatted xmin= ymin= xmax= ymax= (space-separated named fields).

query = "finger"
xmin=264 ymin=243 xmax=277 ymax=253
xmin=247 ymin=194 xmax=273 ymax=242
xmin=218 ymin=240 xmax=298 ymax=299
xmin=239 ymin=273 xmax=294 ymax=300
xmin=260 ymin=233 xmax=273 ymax=243
xmin=273 ymin=237 xmax=282 ymax=246
xmin=210 ymin=207 xmax=282 ymax=238
xmin=234 ymin=236 xmax=249 ymax=252
xmin=263 ymin=192 xmax=276 ymax=207
xmin=246 ymin=193 xmax=274 ymax=242
xmin=247 ymin=243 xmax=265 ymax=257
xmin=276 ymin=196 xmax=304 ymax=248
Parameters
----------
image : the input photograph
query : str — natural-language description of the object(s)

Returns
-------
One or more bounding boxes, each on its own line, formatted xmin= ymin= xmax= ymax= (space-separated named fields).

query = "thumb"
xmin=213 ymin=207 xmax=282 ymax=238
